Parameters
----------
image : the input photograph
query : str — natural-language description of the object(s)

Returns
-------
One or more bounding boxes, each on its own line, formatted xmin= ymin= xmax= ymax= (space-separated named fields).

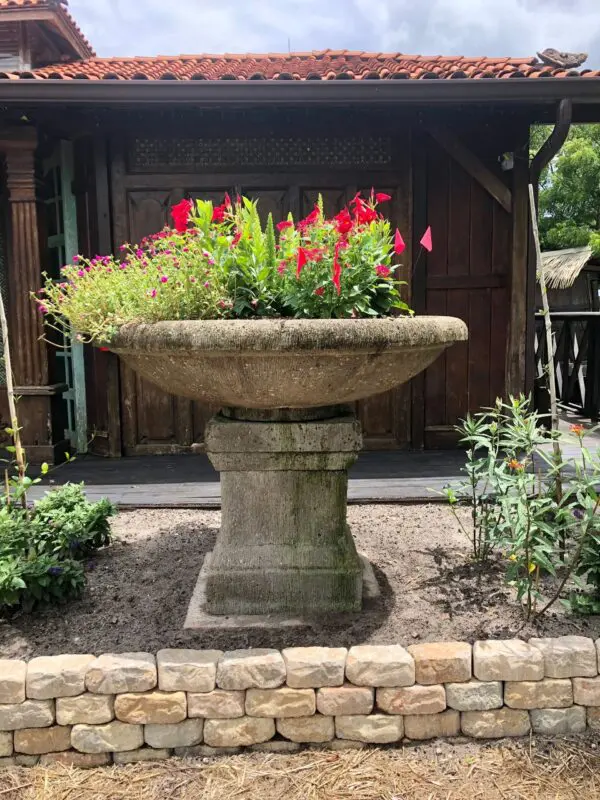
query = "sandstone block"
xmin=335 ymin=714 xmax=403 ymax=744
xmin=446 ymin=680 xmax=503 ymax=712
xmin=71 ymin=721 xmax=144 ymax=753
xmin=504 ymin=678 xmax=572 ymax=709
xmin=407 ymin=642 xmax=471 ymax=685
xmin=0 ymin=661 xmax=26 ymax=704
xmin=26 ymin=655 xmax=94 ymax=700
xmin=0 ymin=699 xmax=54 ymax=730
xmin=114 ymin=748 xmax=171 ymax=764
xmin=345 ymin=645 xmax=414 ymax=687
xmin=377 ymin=684 xmax=446 ymax=715
xmin=85 ymin=653 xmax=156 ymax=694
xmin=0 ymin=732 xmax=12 ymax=757
xmin=188 ymin=690 xmax=245 ymax=719
xmin=114 ymin=691 xmax=186 ymax=724
xmin=157 ymin=649 xmax=221 ymax=692
xmin=473 ymin=640 xmax=543 ymax=682
xmin=327 ymin=739 xmax=365 ymax=751
xmin=39 ymin=752 xmax=111 ymax=768
xmin=529 ymin=636 xmax=597 ymax=678
xmin=203 ymin=717 xmax=275 ymax=747
xmin=530 ymin=707 xmax=586 ymax=734
xmin=461 ymin=709 xmax=531 ymax=738
xmin=587 ymin=707 xmax=600 ymax=730
xmin=14 ymin=755 xmax=39 ymax=766
xmin=14 ymin=726 xmax=71 ymax=755
xmin=0 ymin=757 xmax=15 ymax=767
xmin=145 ymin=719 xmax=203 ymax=749
xmin=283 ymin=647 xmax=347 ymax=688
xmin=317 ymin=685 xmax=374 ymax=716
xmin=404 ymin=710 xmax=460 ymax=740
xmin=251 ymin=740 xmax=301 ymax=753
xmin=246 ymin=688 xmax=315 ymax=718
xmin=276 ymin=715 xmax=335 ymax=743
xmin=174 ymin=744 xmax=241 ymax=758
xmin=573 ymin=676 xmax=600 ymax=706
xmin=216 ymin=650 xmax=285 ymax=690
xmin=56 ymin=694 xmax=114 ymax=726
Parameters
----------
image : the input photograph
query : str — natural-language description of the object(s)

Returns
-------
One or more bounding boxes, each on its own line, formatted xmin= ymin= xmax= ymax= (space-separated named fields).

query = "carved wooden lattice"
xmin=128 ymin=136 xmax=392 ymax=172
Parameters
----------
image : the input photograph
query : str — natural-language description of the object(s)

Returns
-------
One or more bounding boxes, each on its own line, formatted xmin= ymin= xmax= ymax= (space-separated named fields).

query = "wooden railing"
xmin=534 ymin=312 xmax=600 ymax=421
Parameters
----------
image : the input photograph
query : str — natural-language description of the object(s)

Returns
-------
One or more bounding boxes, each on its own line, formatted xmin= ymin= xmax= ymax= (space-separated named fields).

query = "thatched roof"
xmin=541 ymin=246 xmax=593 ymax=289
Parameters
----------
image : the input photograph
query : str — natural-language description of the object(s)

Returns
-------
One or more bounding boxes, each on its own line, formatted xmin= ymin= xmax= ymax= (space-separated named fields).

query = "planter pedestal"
xmin=200 ymin=407 xmax=363 ymax=616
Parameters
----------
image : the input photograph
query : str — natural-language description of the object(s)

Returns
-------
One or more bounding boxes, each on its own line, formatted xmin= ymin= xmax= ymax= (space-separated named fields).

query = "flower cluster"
xmin=35 ymin=192 xmax=415 ymax=342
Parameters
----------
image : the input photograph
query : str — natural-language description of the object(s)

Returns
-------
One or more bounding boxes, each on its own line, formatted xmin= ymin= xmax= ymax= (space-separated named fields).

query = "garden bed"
xmin=2 ymin=504 xmax=600 ymax=660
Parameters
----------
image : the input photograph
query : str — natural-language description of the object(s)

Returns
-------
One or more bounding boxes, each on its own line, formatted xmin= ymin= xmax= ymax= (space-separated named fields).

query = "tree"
xmin=532 ymin=124 xmax=600 ymax=256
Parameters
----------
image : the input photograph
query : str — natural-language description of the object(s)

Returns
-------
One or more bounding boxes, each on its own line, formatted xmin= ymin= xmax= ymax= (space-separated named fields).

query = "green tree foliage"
xmin=532 ymin=124 xmax=600 ymax=256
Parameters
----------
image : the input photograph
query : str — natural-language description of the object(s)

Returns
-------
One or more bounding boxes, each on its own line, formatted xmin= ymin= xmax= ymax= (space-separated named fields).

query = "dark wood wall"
xmin=72 ymin=106 xmax=529 ymax=455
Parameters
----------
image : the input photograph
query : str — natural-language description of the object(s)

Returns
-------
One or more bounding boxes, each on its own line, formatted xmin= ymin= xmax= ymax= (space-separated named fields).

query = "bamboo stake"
xmin=0 ymin=290 xmax=27 ymax=508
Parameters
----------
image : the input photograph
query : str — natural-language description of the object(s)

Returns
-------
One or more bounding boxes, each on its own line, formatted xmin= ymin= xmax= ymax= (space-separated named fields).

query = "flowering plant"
xmin=36 ymin=192 xmax=414 ymax=343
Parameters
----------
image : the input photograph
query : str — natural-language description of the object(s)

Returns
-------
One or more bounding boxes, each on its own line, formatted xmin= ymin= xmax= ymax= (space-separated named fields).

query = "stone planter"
xmin=109 ymin=317 xmax=467 ymax=620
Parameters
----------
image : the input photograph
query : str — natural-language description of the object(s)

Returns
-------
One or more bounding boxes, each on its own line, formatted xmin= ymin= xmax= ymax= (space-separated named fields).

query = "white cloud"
xmin=69 ymin=0 xmax=600 ymax=67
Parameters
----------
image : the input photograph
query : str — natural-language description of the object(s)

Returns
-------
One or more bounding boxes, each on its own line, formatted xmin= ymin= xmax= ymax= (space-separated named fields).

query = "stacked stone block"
xmin=1 ymin=636 xmax=600 ymax=766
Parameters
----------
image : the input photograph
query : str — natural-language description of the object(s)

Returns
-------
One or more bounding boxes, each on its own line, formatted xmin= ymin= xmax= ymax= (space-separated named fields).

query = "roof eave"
xmin=0 ymin=76 xmax=599 ymax=108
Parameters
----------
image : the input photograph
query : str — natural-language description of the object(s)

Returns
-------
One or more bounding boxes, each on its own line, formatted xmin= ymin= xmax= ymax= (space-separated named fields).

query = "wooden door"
xmin=415 ymin=135 xmax=510 ymax=448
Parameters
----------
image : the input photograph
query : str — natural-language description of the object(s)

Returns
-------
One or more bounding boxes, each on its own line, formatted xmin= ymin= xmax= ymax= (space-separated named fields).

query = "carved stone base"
xmin=201 ymin=408 xmax=364 ymax=616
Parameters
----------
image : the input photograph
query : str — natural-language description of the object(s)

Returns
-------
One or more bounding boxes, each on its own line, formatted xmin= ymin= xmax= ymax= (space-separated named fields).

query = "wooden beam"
xmin=425 ymin=125 xmax=512 ymax=213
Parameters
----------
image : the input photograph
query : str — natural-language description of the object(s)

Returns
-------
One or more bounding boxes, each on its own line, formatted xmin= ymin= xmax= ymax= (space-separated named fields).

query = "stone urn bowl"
xmin=110 ymin=316 xmax=467 ymax=622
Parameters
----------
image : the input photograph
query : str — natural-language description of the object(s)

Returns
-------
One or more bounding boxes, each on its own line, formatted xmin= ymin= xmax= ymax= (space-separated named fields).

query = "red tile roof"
xmin=0 ymin=0 xmax=94 ymax=57
xmin=2 ymin=50 xmax=598 ymax=81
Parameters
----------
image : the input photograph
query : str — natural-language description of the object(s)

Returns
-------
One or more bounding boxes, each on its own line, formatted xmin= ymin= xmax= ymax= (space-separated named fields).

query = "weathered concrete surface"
xmin=109 ymin=317 xmax=468 ymax=408
xmin=203 ymin=413 xmax=363 ymax=615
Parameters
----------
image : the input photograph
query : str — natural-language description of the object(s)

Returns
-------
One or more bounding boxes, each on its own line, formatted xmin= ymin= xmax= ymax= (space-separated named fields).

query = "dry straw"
xmin=1 ymin=739 xmax=599 ymax=800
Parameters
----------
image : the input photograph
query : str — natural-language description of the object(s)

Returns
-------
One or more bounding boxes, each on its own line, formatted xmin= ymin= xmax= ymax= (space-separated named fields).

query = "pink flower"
xmin=375 ymin=192 xmax=392 ymax=203
xmin=189 ymin=276 xmax=197 ymax=283
xmin=72 ymin=255 xmax=80 ymax=262
xmin=203 ymin=281 xmax=210 ymax=288
xmin=160 ymin=275 xmax=168 ymax=284
xmin=149 ymin=289 xmax=157 ymax=298
xmin=251 ymin=299 xmax=259 ymax=307
xmin=277 ymin=261 xmax=287 ymax=275
xmin=375 ymin=264 xmax=391 ymax=278
xmin=77 ymin=270 xmax=85 ymax=277
xmin=38 ymin=304 xmax=48 ymax=314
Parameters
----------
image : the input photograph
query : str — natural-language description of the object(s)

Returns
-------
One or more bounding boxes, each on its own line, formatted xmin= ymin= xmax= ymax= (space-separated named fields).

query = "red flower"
xmin=334 ymin=208 xmax=353 ymax=234
xmin=98 ymin=346 xmax=110 ymax=352
xmin=297 ymin=247 xmax=308 ymax=277
xmin=570 ymin=424 xmax=585 ymax=436
xmin=304 ymin=246 xmax=326 ymax=262
xmin=171 ymin=198 xmax=193 ymax=233
xmin=394 ymin=229 xmax=406 ymax=255
xmin=277 ymin=260 xmax=287 ymax=275
xmin=212 ymin=204 xmax=226 ymax=223
xmin=507 ymin=458 xmax=524 ymax=471
xmin=298 ymin=206 xmax=320 ymax=231
xmin=351 ymin=195 xmax=377 ymax=225
xmin=314 ymin=286 xmax=325 ymax=296
xmin=375 ymin=192 xmax=392 ymax=203
xmin=231 ymin=230 xmax=242 ymax=246
xmin=277 ymin=220 xmax=294 ymax=232
xmin=223 ymin=192 xmax=232 ymax=209
xmin=332 ymin=241 xmax=343 ymax=295
xmin=375 ymin=264 xmax=391 ymax=278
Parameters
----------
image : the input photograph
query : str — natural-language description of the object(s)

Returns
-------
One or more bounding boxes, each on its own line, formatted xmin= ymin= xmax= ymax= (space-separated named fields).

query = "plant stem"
xmin=0 ymin=290 xmax=26 ymax=509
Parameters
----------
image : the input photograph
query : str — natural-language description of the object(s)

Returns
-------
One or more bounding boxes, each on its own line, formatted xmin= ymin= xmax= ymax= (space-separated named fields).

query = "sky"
xmin=70 ymin=0 xmax=600 ymax=69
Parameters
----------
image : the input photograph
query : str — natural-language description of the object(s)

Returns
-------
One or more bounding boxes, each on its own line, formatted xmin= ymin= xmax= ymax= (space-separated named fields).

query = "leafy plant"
xmin=34 ymin=191 xmax=414 ymax=343
xmin=444 ymin=396 xmax=600 ymax=620
xmin=0 ymin=483 xmax=115 ymax=612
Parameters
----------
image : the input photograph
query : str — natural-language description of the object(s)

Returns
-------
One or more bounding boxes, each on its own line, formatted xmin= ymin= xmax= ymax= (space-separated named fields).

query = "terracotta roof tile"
xmin=0 ymin=0 xmax=94 ymax=56
xmin=0 ymin=48 xmax=597 ymax=82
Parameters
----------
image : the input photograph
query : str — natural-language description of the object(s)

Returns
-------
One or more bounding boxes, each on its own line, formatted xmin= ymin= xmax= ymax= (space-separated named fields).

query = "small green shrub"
xmin=0 ymin=483 xmax=115 ymax=613
xmin=445 ymin=396 xmax=600 ymax=620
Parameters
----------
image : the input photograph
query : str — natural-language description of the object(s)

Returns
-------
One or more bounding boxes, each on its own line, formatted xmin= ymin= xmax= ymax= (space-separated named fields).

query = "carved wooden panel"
xmin=128 ymin=137 xmax=392 ymax=173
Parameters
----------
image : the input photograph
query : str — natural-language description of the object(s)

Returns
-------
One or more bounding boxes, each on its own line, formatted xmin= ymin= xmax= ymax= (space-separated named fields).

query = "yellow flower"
xmin=509 ymin=554 xmax=517 ymax=562
xmin=528 ymin=562 xmax=536 ymax=573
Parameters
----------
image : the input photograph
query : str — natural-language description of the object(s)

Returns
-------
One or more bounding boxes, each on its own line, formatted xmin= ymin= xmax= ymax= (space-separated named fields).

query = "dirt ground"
xmin=2 ymin=503 xmax=600 ymax=659
xmin=1 ymin=738 xmax=600 ymax=800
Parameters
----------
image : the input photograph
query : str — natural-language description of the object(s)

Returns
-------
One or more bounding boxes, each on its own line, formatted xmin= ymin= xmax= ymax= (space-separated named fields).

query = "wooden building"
xmin=0 ymin=2 xmax=600 ymax=460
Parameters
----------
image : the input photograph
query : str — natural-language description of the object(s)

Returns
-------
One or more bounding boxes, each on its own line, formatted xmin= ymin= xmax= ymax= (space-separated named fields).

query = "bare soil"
xmin=2 ymin=504 xmax=600 ymax=659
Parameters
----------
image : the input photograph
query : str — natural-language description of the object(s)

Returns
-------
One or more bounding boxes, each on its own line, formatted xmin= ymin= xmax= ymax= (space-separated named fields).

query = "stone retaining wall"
xmin=2 ymin=637 xmax=600 ymax=767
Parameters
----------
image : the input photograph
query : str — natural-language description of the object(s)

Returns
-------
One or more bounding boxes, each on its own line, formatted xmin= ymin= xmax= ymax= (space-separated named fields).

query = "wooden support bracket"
xmin=425 ymin=125 xmax=512 ymax=213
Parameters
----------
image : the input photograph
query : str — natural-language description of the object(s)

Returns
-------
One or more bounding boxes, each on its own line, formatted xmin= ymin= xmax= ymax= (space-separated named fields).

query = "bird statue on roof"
xmin=536 ymin=49 xmax=588 ymax=69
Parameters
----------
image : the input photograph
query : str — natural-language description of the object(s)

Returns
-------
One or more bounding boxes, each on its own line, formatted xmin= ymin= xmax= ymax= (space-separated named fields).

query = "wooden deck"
xmin=27 ymin=413 xmax=600 ymax=507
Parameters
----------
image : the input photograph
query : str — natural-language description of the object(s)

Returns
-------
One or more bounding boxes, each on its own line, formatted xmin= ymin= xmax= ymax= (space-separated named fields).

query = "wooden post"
xmin=0 ymin=127 xmax=69 ymax=463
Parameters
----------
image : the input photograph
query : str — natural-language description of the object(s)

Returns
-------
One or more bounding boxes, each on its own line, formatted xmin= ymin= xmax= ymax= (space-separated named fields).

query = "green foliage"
xmin=0 ymin=483 xmax=115 ymax=613
xmin=533 ymin=124 xmax=600 ymax=256
xmin=445 ymin=397 xmax=600 ymax=620
xmin=35 ymin=193 xmax=412 ymax=343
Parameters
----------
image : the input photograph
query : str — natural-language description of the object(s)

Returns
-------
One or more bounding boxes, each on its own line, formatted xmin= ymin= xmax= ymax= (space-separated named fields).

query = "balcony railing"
xmin=534 ymin=312 xmax=600 ymax=421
